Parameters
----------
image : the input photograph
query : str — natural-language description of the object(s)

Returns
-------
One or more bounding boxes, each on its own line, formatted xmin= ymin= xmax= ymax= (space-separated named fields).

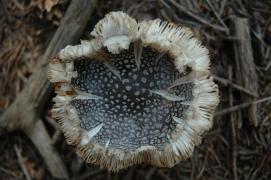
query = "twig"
xmin=157 ymin=170 xmax=171 ymax=180
xmin=228 ymin=66 xmax=238 ymax=180
xmin=207 ymin=147 xmax=222 ymax=167
xmin=215 ymin=96 xmax=271 ymax=117
xmin=77 ymin=169 xmax=105 ymax=180
xmin=231 ymin=16 xmax=259 ymax=126
xmin=213 ymin=75 xmax=258 ymax=97
xmin=44 ymin=115 xmax=60 ymax=130
xmin=265 ymin=47 xmax=271 ymax=71
xmin=168 ymin=0 xmax=229 ymax=33
xmin=0 ymin=166 xmax=21 ymax=179
xmin=260 ymin=113 xmax=271 ymax=132
xmin=206 ymin=0 xmax=229 ymax=34
xmin=265 ymin=46 xmax=270 ymax=60
xmin=219 ymin=0 xmax=226 ymax=15
xmin=145 ymin=167 xmax=157 ymax=180
xmin=44 ymin=115 xmax=61 ymax=144
xmin=190 ymin=155 xmax=195 ymax=180
xmin=14 ymin=145 xmax=32 ymax=180
xmin=196 ymin=149 xmax=209 ymax=179
xmin=51 ymin=130 xmax=61 ymax=144
xmin=160 ymin=0 xmax=201 ymax=28
xmin=24 ymin=119 xmax=69 ymax=179
xmin=11 ymin=0 xmax=27 ymax=11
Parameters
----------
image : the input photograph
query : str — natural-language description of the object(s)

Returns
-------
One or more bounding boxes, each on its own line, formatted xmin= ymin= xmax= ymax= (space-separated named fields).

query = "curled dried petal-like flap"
xmin=91 ymin=11 xmax=138 ymax=54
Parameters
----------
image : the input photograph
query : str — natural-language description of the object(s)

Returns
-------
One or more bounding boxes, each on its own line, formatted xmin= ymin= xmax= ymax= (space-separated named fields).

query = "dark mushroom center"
xmin=71 ymin=43 xmax=194 ymax=151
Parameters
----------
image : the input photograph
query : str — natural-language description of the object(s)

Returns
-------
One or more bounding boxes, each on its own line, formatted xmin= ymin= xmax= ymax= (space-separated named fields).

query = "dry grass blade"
xmin=168 ymin=0 xmax=229 ymax=33
xmin=215 ymin=96 xmax=271 ymax=116
xmin=213 ymin=75 xmax=258 ymax=97
xmin=14 ymin=145 xmax=32 ymax=180
xmin=206 ymin=0 xmax=229 ymax=34
xmin=228 ymin=66 xmax=238 ymax=180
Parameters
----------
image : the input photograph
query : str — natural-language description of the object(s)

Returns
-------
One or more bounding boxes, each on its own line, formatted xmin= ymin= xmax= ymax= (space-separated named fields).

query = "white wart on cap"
xmin=48 ymin=11 xmax=219 ymax=171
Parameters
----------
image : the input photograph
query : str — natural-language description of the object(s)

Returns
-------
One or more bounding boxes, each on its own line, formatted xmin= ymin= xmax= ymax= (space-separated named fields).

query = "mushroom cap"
xmin=48 ymin=11 xmax=219 ymax=171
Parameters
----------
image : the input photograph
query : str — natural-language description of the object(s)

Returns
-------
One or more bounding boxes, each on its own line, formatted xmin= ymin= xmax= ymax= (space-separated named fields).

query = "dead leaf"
xmin=24 ymin=160 xmax=45 ymax=179
xmin=44 ymin=0 xmax=59 ymax=12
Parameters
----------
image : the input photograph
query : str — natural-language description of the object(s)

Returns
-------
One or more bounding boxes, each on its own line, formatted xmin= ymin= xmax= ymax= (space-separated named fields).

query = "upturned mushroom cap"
xmin=48 ymin=11 xmax=219 ymax=171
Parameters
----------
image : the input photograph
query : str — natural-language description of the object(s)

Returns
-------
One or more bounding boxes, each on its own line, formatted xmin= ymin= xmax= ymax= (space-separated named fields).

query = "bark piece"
xmin=25 ymin=120 xmax=68 ymax=179
xmin=231 ymin=16 xmax=259 ymax=127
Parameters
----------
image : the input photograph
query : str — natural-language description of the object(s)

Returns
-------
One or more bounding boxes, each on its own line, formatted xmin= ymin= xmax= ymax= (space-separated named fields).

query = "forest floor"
xmin=0 ymin=0 xmax=271 ymax=179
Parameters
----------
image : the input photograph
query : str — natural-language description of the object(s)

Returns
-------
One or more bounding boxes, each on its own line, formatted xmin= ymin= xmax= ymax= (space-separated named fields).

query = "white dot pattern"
xmin=71 ymin=45 xmax=194 ymax=150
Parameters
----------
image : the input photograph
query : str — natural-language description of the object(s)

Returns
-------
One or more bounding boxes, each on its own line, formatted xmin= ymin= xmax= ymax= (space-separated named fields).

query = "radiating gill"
xmin=105 ymin=139 xmax=110 ymax=150
xmin=87 ymin=123 xmax=104 ymax=139
xmin=134 ymin=41 xmax=143 ymax=70
xmin=103 ymin=61 xmax=122 ymax=81
xmin=172 ymin=116 xmax=186 ymax=128
xmin=149 ymin=89 xmax=185 ymax=101
xmin=74 ymin=89 xmax=103 ymax=100
xmin=155 ymin=52 xmax=165 ymax=64
xmin=172 ymin=143 xmax=180 ymax=155
xmin=168 ymin=73 xmax=194 ymax=89
xmin=80 ymin=123 xmax=104 ymax=145
xmin=172 ymin=116 xmax=183 ymax=124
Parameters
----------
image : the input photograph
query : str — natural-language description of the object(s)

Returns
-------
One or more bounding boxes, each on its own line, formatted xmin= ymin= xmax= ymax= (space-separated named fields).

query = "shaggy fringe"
xmin=91 ymin=11 xmax=138 ymax=54
xmin=58 ymin=39 xmax=102 ymax=60
xmin=186 ymin=77 xmax=219 ymax=134
xmin=139 ymin=19 xmax=210 ymax=74
xmin=48 ymin=59 xmax=77 ymax=83
xmin=51 ymin=93 xmax=81 ymax=145
xmin=47 ymin=11 xmax=219 ymax=171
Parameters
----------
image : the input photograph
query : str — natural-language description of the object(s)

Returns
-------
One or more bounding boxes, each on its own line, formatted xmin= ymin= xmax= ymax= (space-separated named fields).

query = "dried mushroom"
xmin=48 ymin=11 xmax=219 ymax=171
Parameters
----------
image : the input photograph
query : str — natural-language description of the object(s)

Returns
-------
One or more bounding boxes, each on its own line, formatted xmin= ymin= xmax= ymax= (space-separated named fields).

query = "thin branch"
xmin=231 ymin=16 xmax=259 ymax=126
xmin=0 ymin=166 xmax=21 ymax=179
xmin=206 ymin=0 xmax=229 ymax=34
xmin=14 ymin=145 xmax=32 ymax=180
xmin=24 ymin=119 xmax=69 ymax=179
xmin=213 ymin=75 xmax=258 ymax=97
xmin=168 ymin=0 xmax=229 ymax=33
xmin=215 ymin=96 xmax=271 ymax=116
xmin=228 ymin=66 xmax=238 ymax=180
